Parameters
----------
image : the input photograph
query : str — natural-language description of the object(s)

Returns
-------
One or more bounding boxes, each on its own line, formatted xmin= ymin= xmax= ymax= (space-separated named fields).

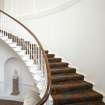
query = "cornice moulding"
xmin=17 ymin=0 xmax=81 ymax=21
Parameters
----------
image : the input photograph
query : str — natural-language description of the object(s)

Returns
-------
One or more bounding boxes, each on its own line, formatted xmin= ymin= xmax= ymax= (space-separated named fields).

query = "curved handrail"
xmin=0 ymin=10 xmax=51 ymax=105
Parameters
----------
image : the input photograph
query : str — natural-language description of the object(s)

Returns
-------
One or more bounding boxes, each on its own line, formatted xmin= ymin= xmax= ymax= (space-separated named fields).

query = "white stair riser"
xmin=0 ymin=36 xmax=8 ymax=40
xmin=8 ymin=43 xmax=17 ymax=47
xmin=27 ymin=65 xmax=39 ymax=69
xmin=21 ymin=55 xmax=30 ymax=61
xmin=30 ymin=69 xmax=42 ymax=74
xmin=25 ymin=61 xmax=35 ymax=65
xmin=0 ymin=33 xmax=3 ymax=37
xmin=33 ymin=76 xmax=44 ymax=81
xmin=5 ymin=39 xmax=13 ymax=44
xmin=18 ymin=51 xmax=26 ymax=56
xmin=13 ymin=46 xmax=22 ymax=51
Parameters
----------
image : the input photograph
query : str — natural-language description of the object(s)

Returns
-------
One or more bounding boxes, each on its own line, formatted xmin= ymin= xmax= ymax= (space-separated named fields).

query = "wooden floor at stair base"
xmin=0 ymin=100 xmax=23 ymax=105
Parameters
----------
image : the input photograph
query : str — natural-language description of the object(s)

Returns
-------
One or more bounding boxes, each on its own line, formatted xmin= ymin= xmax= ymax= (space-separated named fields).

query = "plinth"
xmin=11 ymin=77 xmax=20 ymax=95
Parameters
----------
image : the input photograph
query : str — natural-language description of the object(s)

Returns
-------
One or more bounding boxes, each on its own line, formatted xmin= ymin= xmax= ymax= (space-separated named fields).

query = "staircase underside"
xmin=46 ymin=51 xmax=105 ymax=105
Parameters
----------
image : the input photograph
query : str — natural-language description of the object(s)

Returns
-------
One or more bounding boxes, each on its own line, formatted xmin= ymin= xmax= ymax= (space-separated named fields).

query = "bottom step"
xmin=0 ymin=100 xmax=23 ymax=105
xmin=65 ymin=101 xmax=105 ymax=105
xmin=52 ymin=90 xmax=103 ymax=105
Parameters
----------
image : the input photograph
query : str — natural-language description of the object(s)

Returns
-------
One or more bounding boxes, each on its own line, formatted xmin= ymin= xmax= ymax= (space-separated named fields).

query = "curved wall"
xmin=18 ymin=0 xmax=105 ymax=101
xmin=2 ymin=0 xmax=105 ymax=101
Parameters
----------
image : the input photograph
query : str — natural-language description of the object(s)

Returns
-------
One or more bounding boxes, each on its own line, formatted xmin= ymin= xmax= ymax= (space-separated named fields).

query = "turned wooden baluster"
xmin=29 ymin=44 xmax=32 ymax=59
xmin=12 ymin=35 xmax=15 ymax=42
xmin=8 ymin=33 xmax=10 ymax=38
xmin=26 ymin=41 xmax=28 ymax=54
xmin=33 ymin=44 xmax=36 ymax=64
xmin=17 ymin=37 xmax=21 ymax=46
xmin=16 ymin=36 xmax=18 ymax=44
xmin=8 ymin=34 xmax=12 ymax=39
xmin=31 ymin=44 xmax=33 ymax=59
xmin=11 ymin=34 xmax=14 ymax=41
xmin=20 ymin=39 xmax=24 ymax=46
xmin=39 ymin=47 xmax=42 ymax=70
xmin=4 ymin=31 xmax=6 ymax=36
xmin=29 ymin=44 xmax=33 ymax=60
xmin=37 ymin=47 xmax=39 ymax=65
xmin=15 ymin=36 xmax=18 ymax=42
xmin=17 ymin=37 xmax=19 ymax=46
xmin=32 ymin=44 xmax=34 ymax=59
xmin=21 ymin=39 xmax=26 ymax=50
xmin=26 ymin=41 xmax=30 ymax=55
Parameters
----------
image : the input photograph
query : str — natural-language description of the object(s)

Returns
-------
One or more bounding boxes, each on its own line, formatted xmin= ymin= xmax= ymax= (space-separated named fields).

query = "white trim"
xmin=17 ymin=0 xmax=82 ymax=21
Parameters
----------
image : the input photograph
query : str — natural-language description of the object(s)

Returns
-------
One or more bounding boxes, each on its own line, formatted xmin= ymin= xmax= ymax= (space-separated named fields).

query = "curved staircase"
xmin=0 ymin=30 xmax=52 ymax=104
xmin=0 ymin=10 xmax=105 ymax=105
xmin=0 ymin=10 xmax=52 ymax=105
xmin=46 ymin=51 xmax=105 ymax=105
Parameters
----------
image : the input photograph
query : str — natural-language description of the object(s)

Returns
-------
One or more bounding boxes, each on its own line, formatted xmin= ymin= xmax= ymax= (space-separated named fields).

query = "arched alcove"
xmin=4 ymin=57 xmax=38 ymax=98
xmin=0 ymin=39 xmax=39 ymax=100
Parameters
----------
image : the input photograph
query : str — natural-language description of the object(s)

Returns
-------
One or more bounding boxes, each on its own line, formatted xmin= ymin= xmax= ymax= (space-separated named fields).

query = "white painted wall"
xmin=2 ymin=0 xmax=105 ymax=101
xmin=16 ymin=0 xmax=105 ymax=100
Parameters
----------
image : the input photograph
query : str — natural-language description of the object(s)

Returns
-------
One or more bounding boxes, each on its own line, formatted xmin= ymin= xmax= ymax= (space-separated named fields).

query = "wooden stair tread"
xmin=45 ymin=50 xmax=49 ymax=54
xmin=51 ymin=67 xmax=76 ymax=74
xmin=48 ymin=58 xmax=62 ymax=63
xmin=51 ymin=80 xmax=93 ymax=94
xmin=65 ymin=101 xmax=105 ymax=105
xmin=51 ymin=73 xmax=84 ymax=83
xmin=52 ymin=90 xmax=103 ymax=104
xmin=47 ymin=54 xmax=55 ymax=58
xmin=49 ymin=62 xmax=69 ymax=68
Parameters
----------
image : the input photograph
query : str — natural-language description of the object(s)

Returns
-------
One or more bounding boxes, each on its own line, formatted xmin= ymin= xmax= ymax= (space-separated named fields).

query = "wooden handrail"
xmin=0 ymin=10 xmax=51 ymax=105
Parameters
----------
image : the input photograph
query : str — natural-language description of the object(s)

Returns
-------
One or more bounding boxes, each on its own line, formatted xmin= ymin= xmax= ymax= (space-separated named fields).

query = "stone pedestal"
xmin=11 ymin=78 xmax=20 ymax=95
xmin=11 ymin=70 xmax=20 ymax=95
